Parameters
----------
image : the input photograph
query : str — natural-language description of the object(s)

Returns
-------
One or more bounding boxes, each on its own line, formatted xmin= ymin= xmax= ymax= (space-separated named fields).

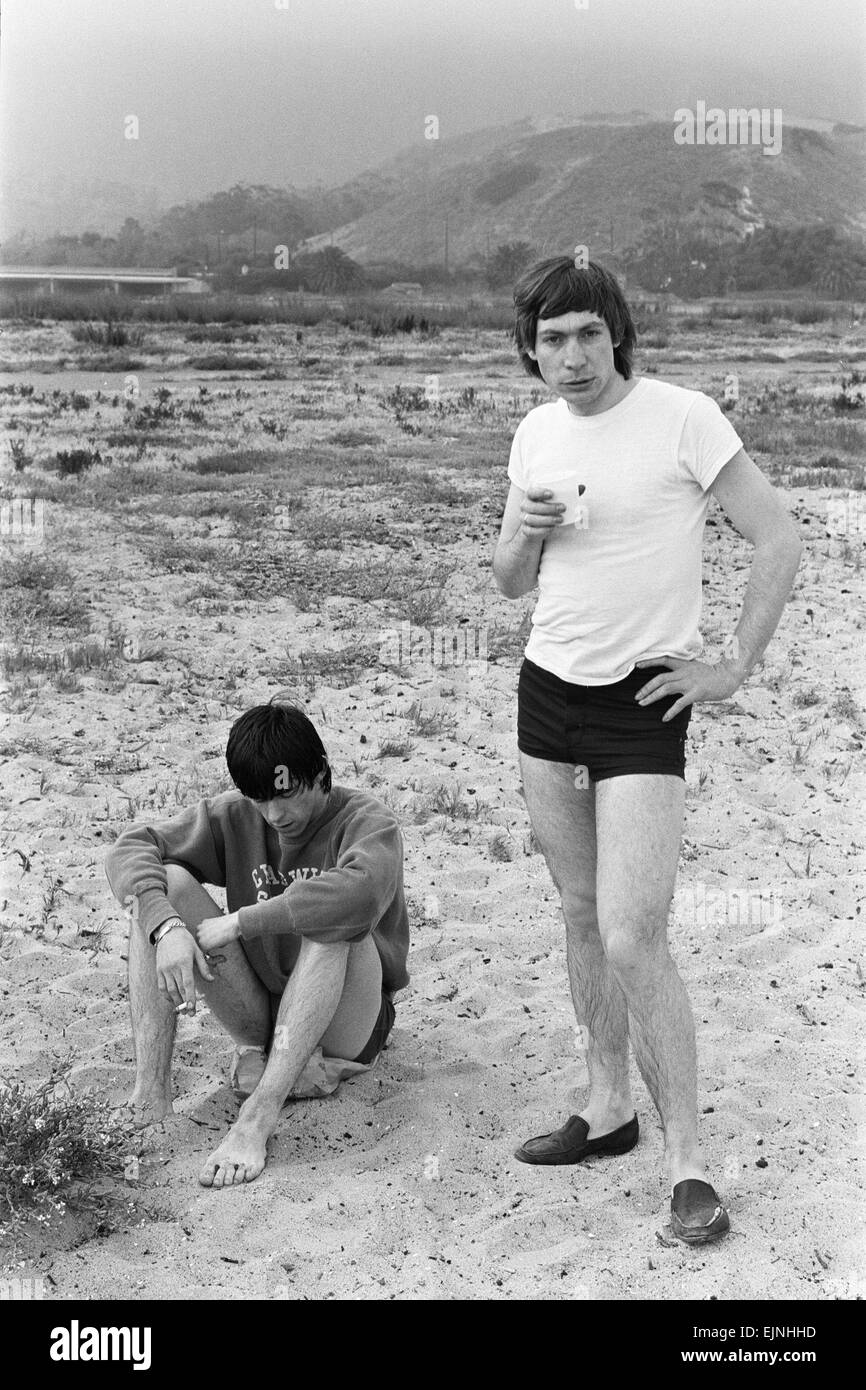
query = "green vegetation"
xmin=0 ymin=1064 xmax=135 ymax=1236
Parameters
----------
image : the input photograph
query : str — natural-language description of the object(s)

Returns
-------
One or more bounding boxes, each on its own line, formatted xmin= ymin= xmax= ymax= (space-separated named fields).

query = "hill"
xmin=298 ymin=115 xmax=866 ymax=267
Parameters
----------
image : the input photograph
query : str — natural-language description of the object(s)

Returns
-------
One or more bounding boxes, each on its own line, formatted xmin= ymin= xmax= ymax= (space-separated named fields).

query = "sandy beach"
xmin=1 ymin=314 xmax=863 ymax=1299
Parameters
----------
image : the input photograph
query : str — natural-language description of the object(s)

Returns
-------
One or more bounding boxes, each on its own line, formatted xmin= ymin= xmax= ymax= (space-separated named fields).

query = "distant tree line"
xmin=626 ymin=222 xmax=866 ymax=299
xmin=4 ymin=176 xmax=864 ymax=299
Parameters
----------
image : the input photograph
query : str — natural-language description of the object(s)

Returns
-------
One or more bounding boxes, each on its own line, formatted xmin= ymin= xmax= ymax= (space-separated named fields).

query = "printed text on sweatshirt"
xmin=104 ymin=786 xmax=409 ymax=996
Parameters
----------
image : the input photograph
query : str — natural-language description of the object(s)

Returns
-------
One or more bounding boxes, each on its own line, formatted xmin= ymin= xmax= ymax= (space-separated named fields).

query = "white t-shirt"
xmin=507 ymin=376 xmax=743 ymax=684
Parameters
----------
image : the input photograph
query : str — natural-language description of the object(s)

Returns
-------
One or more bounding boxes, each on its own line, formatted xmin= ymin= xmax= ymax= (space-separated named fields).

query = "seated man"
xmin=105 ymin=699 xmax=409 ymax=1188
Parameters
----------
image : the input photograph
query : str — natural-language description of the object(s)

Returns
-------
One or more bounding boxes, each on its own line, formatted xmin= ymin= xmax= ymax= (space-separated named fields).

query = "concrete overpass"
xmin=0 ymin=266 xmax=209 ymax=296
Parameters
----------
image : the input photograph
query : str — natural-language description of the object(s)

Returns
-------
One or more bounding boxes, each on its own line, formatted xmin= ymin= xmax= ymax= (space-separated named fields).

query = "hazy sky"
xmin=1 ymin=0 xmax=863 ymax=236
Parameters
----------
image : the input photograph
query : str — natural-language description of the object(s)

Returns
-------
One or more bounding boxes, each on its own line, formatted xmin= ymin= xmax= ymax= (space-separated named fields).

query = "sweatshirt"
xmin=104 ymin=785 xmax=409 ymax=997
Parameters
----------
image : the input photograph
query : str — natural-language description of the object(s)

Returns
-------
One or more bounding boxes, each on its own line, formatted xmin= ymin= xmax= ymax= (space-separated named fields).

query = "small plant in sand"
xmin=829 ymin=690 xmax=861 ymax=725
xmin=488 ymin=828 xmax=513 ymax=862
xmin=37 ymin=875 xmax=66 ymax=936
xmin=375 ymin=738 xmax=415 ymax=759
xmin=0 ymin=1064 xmax=134 ymax=1238
xmin=413 ymin=781 xmax=487 ymax=822
xmin=792 ymin=686 xmax=822 ymax=708
xmin=9 ymin=437 xmax=32 ymax=471
xmin=786 ymin=732 xmax=816 ymax=770
xmin=405 ymin=699 xmax=457 ymax=738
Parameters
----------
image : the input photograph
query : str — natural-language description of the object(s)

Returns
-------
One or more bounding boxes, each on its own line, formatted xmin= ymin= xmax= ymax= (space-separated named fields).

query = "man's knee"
xmin=599 ymin=916 xmax=669 ymax=984
xmin=561 ymin=888 xmax=599 ymax=941
xmin=318 ymin=935 xmax=382 ymax=1059
xmin=295 ymin=933 xmax=380 ymax=996
xmin=342 ymin=932 xmax=382 ymax=997
xmin=164 ymin=862 xmax=201 ymax=907
xmin=295 ymin=934 xmax=350 ymax=972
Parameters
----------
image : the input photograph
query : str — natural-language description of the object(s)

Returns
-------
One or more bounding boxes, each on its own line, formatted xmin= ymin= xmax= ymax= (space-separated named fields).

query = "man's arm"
xmin=708 ymin=448 xmax=802 ymax=682
xmin=104 ymin=798 xmax=228 ymax=942
xmin=492 ymin=481 xmax=564 ymax=598
xmin=234 ymin=815 xmax=402 ymax=945
xmin=636 ymin=448 xmax=802 ymax=718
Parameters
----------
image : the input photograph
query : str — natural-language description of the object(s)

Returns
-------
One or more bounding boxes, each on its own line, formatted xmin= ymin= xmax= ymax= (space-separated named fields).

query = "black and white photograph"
xmin=0 ymin=0 xmax=863 ymax=1329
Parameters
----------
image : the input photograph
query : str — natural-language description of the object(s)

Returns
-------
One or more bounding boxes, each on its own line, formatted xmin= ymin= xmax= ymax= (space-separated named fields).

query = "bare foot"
xmin=198 ymin=1117 xmax=270 ymax=1187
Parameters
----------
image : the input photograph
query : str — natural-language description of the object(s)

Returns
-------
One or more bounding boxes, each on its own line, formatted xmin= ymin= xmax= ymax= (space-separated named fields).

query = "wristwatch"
xmin=151 ymin=916 xmax=186 ymax=947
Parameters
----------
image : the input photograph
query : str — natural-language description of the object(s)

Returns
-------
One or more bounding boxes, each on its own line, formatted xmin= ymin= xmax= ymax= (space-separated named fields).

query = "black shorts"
xmin=517 ymin=656 xmax=692 ymax=782
xmin=266 ymin=990 xmax=395 ymax=1066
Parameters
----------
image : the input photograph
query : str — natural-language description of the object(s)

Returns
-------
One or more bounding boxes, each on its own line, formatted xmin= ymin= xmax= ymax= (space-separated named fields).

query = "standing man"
xmin=493 ymin=257 xmax=801 ymax=1242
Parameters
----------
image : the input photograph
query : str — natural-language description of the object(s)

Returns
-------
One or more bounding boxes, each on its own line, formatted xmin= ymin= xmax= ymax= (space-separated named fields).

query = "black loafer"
xmin=514 ymin=1113 xmax=639 ymax=1166
xmin=670 ymin=1180 xmax=730 ymax=1244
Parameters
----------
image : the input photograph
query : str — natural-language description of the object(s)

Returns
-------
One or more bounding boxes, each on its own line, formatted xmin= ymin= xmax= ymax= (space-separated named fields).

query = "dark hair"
xmin=225 ymin=699 xmax=331 ymax=801
xmin=512 ymin=257 xmax=636 ymax=381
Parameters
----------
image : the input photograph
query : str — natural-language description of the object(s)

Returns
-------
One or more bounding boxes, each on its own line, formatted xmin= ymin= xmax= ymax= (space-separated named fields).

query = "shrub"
xmin=382 ymin=384 xmax=430 ymax=413
xmin=185 ymin=353 xmax=267 ymax=370
xmin=71 ymin=319 xmax=145 ymax=349
xmin=191 ymin=449 xmax=280 ymax=474
xmin=56 ymin=447 xmax=102 ymax=476
xmin=0 ymin=1064 xmax=133 ymax=1234
xmin=9 ymin=438 xmax=32 ymax=471
xmin=184 ymin=325 xmax=260 ymax=343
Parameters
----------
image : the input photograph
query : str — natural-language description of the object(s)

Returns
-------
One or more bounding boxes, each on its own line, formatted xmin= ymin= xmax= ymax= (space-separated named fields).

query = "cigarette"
xmin=174 ymin=1003 xmax=193 ymax=1014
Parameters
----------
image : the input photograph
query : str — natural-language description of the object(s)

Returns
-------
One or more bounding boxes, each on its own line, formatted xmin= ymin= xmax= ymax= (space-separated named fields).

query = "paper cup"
xmin=531 ymin=474 xmax=580 ymax=526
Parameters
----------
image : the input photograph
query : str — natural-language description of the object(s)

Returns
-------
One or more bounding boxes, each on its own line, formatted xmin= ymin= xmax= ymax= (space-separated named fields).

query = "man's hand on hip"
xmin=633 ymin=657 xmax=743 ymax=721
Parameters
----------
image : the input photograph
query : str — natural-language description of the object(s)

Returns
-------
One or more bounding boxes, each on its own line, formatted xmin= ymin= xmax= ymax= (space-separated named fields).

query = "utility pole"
xmin=252 ymin=213 xmax=257 ymax=267
xmin=444 ymin=216 xmax=449 ymax=275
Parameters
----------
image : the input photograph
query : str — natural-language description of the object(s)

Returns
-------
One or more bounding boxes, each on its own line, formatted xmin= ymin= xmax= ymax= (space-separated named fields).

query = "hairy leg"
xmin=199 ymin=933 xmax=382 ymax=1188
xmin=520 ymin=753 xmax=633 ymax=1136
xmin=594 ymin=774 xmax=707 ymax=1187
xmin=125 ymin=905 xmax=177 ymax=1122
xmin=164 ymin=864 xmax=270 ymax=1047
xmin=123 ymin=865 xmax=271 ymax=1121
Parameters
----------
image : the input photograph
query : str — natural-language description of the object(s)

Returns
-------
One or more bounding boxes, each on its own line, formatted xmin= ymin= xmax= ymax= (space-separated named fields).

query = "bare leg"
xmin=594 ymin=774 xmax=708 ymax=1188
xmin=125 ymin=907 xmax=176 ymax=1122
xmin=520 ymin=753 xmax=634 ymax=1136
xmin=123 ymin=865 xmax=270 ymax=1120
xmin=163 ymin=865 xmax=270 ymax=1047
xmin=199 ymin=933 xmax=382 ymax=1188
